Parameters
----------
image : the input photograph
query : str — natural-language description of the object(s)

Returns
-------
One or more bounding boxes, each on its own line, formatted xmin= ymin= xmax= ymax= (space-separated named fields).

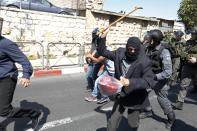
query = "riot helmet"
xmin=174 ymin=31 xmax=184 ymax=37
xmin=143 ymin=31 xmax=153 ymax=47
xmin=173 ymin=31 xmax=184 ymax=41
xmin=149 ymin=29 xmax=164 ymax=44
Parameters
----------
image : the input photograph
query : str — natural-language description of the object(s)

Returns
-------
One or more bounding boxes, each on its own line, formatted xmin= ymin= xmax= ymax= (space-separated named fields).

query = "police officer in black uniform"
xmin=145 ymin=29 xmax=175 ymax=129
xmin=173 ymin=27 xmax=197 ymax=110
xmin=0 ymin=18 xmax=42 ymax=131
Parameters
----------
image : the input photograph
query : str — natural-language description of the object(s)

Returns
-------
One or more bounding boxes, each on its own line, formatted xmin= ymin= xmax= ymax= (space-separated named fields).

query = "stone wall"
xmin=0 ymin=7 xmax=86 ymax=44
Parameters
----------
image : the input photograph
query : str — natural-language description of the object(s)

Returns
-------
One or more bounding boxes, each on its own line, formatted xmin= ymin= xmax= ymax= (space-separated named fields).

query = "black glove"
xmin=110 ymin=91 xmax=126 ymax=101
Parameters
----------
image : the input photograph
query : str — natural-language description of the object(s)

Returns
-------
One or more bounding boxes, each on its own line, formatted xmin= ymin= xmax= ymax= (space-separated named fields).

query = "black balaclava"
xmin=125 ymin=37 xmax=141 ymax=62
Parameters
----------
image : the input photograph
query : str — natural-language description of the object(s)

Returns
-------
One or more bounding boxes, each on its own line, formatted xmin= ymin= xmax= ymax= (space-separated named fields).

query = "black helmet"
xmin=143 ymin=31 xmax=152 ymax=45
xmin=174 ymin=31 xmax=184 ymax=37
xmin=149 ymin=29 xmax=164 ymax=42
xmin=189 ymin=27 xmax=197 ymax=34
xmin=144 ymin=32 xmax=152 ymax=41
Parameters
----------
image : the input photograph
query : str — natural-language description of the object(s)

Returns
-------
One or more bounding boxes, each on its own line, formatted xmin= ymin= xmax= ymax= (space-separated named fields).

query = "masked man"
xmin=96 ymin=30 xmax=155 ymax=131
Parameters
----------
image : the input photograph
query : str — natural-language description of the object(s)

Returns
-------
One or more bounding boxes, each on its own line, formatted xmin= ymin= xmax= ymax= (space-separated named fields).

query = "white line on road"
xmin=26 ymin=106 xmax=112 ymax=131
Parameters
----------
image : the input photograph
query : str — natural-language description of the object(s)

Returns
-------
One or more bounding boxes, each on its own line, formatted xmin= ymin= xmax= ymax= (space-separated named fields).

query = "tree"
xmin=177 ymin=0 xmax=197 ymax=29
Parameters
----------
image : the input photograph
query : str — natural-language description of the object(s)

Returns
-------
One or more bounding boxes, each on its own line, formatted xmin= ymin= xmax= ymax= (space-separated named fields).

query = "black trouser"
xmin=107 ymin=102 xmax=139 ymax=131
xmin=0 ymin=77 xmax=40 ymax=120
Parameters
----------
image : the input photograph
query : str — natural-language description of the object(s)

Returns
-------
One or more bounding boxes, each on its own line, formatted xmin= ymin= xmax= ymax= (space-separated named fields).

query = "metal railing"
xmin=16 ymin=41 xmax=45 ymax=69
xmin=46 ymin=42 xmax=83 ymax=69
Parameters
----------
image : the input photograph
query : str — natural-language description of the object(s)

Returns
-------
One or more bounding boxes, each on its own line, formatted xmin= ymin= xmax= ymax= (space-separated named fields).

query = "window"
xmin=42 ymin=0 xmax=50 ymax=6
xmin=31 ymin=0 xmax=42 ymax=4
xmin=109 ymin=15 xmax=118 ymax=27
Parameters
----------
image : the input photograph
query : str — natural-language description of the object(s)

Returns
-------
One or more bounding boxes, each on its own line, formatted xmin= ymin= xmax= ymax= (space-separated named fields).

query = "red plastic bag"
xmin=98 ymin=76 xmax=123 ymax=96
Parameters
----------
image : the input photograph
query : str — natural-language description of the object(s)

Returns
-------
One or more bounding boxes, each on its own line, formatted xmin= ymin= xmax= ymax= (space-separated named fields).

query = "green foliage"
xmin=178 ymin=0 xmax=197 ymax=28
xmin=28 ymin=55 xmax=37 ymax=60
xmin=48 ymin=54 xmax=57 ymax=59
xmin=163 ymin=32 xmax=173 ymax=43
xmin=67 ymin=53 xmax=78 ymax=57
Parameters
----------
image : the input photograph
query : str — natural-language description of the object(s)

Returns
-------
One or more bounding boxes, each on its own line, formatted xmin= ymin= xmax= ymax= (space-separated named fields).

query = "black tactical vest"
xmin=146 ymin=47 xmax=162 ymax=74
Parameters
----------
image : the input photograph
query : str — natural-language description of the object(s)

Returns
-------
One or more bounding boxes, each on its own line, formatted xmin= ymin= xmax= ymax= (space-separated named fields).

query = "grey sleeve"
xmin=156 ymin=49 xmax=172 ymax=80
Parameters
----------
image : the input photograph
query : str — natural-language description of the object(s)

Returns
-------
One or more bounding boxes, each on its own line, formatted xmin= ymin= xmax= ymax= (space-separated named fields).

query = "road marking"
xmin=25 ymin=106 xmax=113 ymax=131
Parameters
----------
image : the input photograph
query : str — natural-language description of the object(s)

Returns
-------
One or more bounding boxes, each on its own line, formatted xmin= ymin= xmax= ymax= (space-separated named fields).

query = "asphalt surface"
xmin=1 ymin=73 xmax=197 ymax=131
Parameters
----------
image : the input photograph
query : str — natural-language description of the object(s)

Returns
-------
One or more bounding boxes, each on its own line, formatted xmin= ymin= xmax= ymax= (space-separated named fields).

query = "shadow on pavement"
xmin=172 ymin=119 xmax=197 ymax=131
xmin=1 ymin=100 xmax=50 ymax=131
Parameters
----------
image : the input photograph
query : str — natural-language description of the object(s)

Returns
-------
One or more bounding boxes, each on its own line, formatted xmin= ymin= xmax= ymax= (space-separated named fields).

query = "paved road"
xmin=2 ymin=73 xmax=197 ymax=131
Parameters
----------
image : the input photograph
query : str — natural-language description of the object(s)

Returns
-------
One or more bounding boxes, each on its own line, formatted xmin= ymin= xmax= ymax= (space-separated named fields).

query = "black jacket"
xmin=97 ymin=38 xmax=156 ymax=108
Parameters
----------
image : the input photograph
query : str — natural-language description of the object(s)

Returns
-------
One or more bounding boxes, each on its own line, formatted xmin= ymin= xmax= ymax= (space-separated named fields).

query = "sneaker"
xmin=85 ymin=96 xmax=97 ymax=102
xmin=97 ymin=97 xmax=110 ymax=104
xmin=30 ymin=110 xmax=43 ymax=130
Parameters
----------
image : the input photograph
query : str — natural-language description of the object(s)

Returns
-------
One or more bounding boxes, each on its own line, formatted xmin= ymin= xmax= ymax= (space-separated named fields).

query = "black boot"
xmin=190 ymin=87 xmax=197 ymax=94
xmin=0 ymin=125 xmax=6 ymax=131
xmin=172 ymin=101 xmax=183 ymax=110
xmin=131 ymin=127 xmax=138 ymax=131
xmin=166 ymin=111 xmax=175 ymax=129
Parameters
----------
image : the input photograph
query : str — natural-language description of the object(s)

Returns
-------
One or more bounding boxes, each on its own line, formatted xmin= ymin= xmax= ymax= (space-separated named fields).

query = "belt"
xmin=0 ymin=75 xmax=17 ymax=80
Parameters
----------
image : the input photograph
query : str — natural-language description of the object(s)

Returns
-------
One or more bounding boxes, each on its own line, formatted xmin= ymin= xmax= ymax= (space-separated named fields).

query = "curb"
xmin=18 ymin=64 xmax=104 ymax=78
xmin=18 ymin=67 xmax=85 ymax=78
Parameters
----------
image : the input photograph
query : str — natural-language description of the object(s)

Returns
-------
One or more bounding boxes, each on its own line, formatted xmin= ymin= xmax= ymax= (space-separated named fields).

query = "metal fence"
xmin=46 ymin=42 xmax=83 ymax=69
xmin=16 ymin=41 xmax=127 ymax=70
xmin=16 ymin=41 xmax=45 ymax=70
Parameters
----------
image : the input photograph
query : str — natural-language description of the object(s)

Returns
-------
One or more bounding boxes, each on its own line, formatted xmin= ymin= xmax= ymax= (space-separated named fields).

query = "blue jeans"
xmin=86 ymin=64 xmax=94 ymax=90
xmin=86 ymin=63 xmax=103 ymax=90
xmin=91 ymin=70 xmax=114 ymax=98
